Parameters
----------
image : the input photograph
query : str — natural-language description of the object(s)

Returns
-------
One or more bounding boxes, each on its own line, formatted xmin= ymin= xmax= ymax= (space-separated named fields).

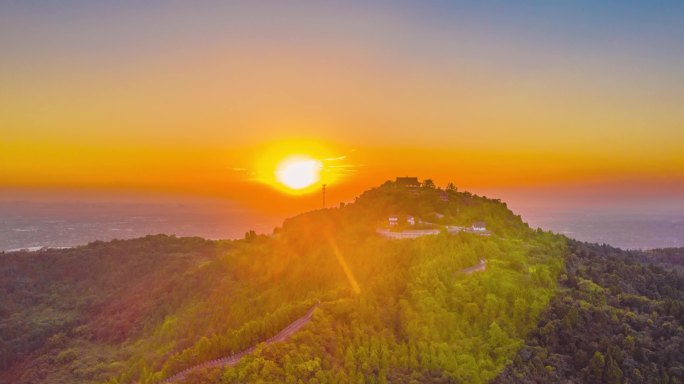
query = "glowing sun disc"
xmin=275 ymin=156 xmax=322 ymax=190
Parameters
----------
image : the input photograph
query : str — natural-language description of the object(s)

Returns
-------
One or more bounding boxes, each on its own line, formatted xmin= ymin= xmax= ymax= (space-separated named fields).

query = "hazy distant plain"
xmin=1 ymin=201 xmax=682 ymax=252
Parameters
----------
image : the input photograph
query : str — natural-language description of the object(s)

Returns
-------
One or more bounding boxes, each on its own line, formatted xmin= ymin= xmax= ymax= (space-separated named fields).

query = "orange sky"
xmin=1 ymin=2 xmax=683 ymax=215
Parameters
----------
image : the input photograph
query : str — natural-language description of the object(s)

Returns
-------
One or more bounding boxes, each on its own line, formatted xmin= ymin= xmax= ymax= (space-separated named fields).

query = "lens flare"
xmin=327 ymin=235 xmax=361 ymax=295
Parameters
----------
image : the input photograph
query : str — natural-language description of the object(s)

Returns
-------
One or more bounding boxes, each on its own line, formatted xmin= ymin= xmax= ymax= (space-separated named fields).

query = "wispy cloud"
xmin=323 ymin=155 xmax=347 ymax=161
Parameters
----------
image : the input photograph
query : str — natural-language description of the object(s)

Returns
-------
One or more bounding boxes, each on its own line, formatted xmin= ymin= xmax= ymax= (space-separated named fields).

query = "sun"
xmin=254 ymin=140 xmax=343 ymax=195
xmin=275 ymin=155 xmax=322 ymax=190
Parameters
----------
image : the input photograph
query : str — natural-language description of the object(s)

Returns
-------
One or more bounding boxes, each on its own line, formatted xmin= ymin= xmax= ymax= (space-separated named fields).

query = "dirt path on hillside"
xmin=161 ymin=259 xmax=485 ymax=383
xmin=161 ymin=303 xmax=319 ymax=383
xmin=460 ymin=259 xmax=487 ymax=274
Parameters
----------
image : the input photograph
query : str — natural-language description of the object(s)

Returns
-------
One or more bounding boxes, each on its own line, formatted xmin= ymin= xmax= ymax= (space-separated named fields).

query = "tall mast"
xmin=322 ymin=184 xmax=327 ymax=209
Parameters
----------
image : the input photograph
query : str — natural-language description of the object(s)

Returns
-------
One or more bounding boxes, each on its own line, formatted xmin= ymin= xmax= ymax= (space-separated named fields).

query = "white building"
xmin=472 ymin=221 xmax=487 ymax=231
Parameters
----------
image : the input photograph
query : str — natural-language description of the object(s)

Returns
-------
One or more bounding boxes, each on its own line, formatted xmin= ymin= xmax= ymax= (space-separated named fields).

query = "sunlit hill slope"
xmin=0 ymin=179 xmax=682 ymax=384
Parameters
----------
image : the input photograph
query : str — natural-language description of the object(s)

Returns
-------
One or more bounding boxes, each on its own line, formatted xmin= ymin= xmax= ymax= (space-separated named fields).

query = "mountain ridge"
xmin=0 ymin=179 xmax=681 ymax=383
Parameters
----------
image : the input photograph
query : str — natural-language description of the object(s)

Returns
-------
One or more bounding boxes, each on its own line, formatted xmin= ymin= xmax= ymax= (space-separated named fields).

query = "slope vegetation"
xmin=494 ymin=241 xmax=684 ymax=383
xmin=1 ymin=180 xmax=568 ymax=383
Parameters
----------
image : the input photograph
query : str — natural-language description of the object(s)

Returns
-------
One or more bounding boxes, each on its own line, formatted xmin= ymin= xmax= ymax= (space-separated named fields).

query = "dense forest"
xmin=494 ymin=241 xmax=684 ymax=383
xmin=0 ymin=179 xmax=682 ymax=383
xmin=645 ymin=248 xmax=684 ymax=270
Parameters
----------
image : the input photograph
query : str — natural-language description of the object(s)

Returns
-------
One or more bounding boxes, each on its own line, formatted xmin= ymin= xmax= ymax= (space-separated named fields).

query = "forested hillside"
xmin=1 ymin=180 xmax=681 ymax=383
xmin=494 ymin=241 xmax=684 ymax=383
xmin=645 ymin=248 xmax=684 ymax=269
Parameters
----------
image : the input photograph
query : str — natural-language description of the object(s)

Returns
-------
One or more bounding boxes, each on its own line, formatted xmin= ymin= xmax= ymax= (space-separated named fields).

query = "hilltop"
xmin=0 ymin=178 xmax=681 ymax=384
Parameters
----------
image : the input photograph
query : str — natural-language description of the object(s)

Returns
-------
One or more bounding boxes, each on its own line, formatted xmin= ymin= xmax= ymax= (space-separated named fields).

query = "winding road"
xmin=161 ymin=304 xmax=319 ymax=383
xmin=159 ymin=259 xmax=486 ymax=383
xmin=461 ymin=259 xmax=487 ymax=274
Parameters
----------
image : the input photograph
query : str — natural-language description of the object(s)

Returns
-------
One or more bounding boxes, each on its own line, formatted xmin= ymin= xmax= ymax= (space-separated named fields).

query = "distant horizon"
xmin=3 ymin=175 xmax=684 ymax=213
xmin=2 ymin=178 xmax=683 ymax=252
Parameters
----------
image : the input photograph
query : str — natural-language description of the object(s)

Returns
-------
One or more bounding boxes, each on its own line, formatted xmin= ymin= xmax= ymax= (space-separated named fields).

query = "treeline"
xmin=493 ymin=240 xmax=684 ymax=383
xmin=645 ymin=247 xmax=684 ymax=268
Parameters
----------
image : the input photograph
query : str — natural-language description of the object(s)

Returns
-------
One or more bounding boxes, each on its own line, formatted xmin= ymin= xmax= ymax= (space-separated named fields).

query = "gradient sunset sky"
xmin=2 ymin=1 xmax=683 ymax=214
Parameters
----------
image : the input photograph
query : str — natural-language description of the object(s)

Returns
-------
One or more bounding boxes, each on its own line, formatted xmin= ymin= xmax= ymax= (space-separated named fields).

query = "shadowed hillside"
xmin=494 ymin=241 xmax=684 ymax=383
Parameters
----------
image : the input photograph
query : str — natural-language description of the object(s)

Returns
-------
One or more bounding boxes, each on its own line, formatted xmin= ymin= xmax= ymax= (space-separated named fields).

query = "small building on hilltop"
xmin=388 ymin=215 xmax=416 ymax=227
xmin=396 ymin=177 xmax=420 ymax=195
xmin=396 ymin=177 xmax=420 ymax=188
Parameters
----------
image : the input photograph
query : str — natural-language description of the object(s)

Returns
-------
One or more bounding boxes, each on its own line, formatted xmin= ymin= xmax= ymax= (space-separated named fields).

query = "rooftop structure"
xmin=396 ymin=177 xmax=420 ymax=188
